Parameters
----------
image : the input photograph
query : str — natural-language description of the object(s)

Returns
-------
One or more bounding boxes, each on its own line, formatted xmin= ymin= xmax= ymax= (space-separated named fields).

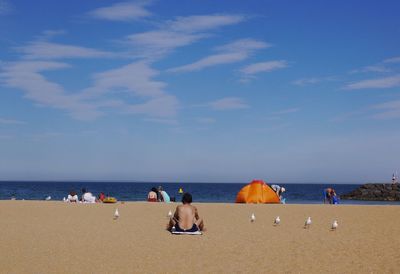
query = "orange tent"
xmin=235 ymin=180 xmax=280 ymax=204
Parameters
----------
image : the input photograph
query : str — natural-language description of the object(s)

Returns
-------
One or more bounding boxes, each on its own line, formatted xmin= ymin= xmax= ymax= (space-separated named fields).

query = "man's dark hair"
xmin=181 ymin=192 xmax=192 ymax=204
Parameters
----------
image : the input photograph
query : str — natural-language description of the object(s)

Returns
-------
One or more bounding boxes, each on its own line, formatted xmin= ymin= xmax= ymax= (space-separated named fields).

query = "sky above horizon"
xmin=0 ymin=0 xmax=400 ymax=183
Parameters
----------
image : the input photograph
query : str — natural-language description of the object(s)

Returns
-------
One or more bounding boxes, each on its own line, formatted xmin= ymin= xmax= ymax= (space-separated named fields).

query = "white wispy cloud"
xmin=292 ymin=76 xmax=337 ymax=86
xmin=86 ymin=61 xmax=166 ymax=98
xmin=0 ymin=117 xmax=25 ymax=125
xmin=168 ymin=38 xmax=269 ymax=73
xmin=371 ymin=100 xmax=400 ymax=119
xmin=126 ymin=30 xmax=206 ymax=58
xmin=88 ymin=1 xmax=152 ymax=21
xmin=168 ymin=52 xmax=247 ymax=73
xmin=1 ymin=54 xmax=178 ymax=120
xmin=16 ymin=41 xmax=114 ymax=60
xmin=0 ymin=61 xmax=102 ymax=120
xmin=349 ymin=65 xmax=391 ymax=74
xmin=292 ymin=77 xmax=321 ymax=86
xmin=209 ymin=97 xmax=249 ymax=110
xmin=215 ymin=38 xmax=269 ymax=52
xmin=82 ymin=61 xmax=179 ymax=118
xmin=240 ymin=60 xmax=287 ymax=82
xmin=126 ymin=95 xmax=179 ymax=117
xmin=344 ymin=74 xmax=400 ymax=89
xmin=241 ymin=60 xmax=287 ymax=75
xmin=384 ymin=56 xmax=400 ymax=63
xmin=125 ymin=14 xmax=245 ymax=59
xmin=167 ymin=14 xmax=245 ymax=33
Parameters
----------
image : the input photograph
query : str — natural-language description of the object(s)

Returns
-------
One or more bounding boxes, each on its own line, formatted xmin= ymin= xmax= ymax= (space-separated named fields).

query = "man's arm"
xmin=167 ymin=206 xmax=180 ymax=231
xmin=194 ymin=206 xmax=200 ymax=220
xmin=193 ymin=206 xmax=204 ymax=231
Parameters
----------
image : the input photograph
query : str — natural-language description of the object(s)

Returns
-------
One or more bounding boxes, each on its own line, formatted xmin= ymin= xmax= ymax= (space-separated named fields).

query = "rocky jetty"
xmin=341 ymin=183 xmax=400 ymax=201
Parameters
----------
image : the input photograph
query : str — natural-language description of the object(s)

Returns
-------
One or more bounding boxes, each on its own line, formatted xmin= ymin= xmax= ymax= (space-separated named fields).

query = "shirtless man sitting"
xmin=167 ymin=192 xmax=204 ymax=232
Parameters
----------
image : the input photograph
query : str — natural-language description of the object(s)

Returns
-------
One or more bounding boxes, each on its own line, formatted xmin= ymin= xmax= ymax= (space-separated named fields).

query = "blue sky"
xmin=0 ymin=0 xmax=400 ymax=183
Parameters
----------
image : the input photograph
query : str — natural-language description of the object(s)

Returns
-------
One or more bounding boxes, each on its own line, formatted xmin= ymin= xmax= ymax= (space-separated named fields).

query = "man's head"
xmin=181 ymin=192 xmax=192 ymax=204
xmin=158 ymin=186 xmax=163 ymax=191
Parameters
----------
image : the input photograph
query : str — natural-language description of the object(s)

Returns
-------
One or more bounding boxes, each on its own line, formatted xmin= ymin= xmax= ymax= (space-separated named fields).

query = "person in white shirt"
xmin=81 ymin=188 xmax=96 ymax=203
xmin=67 ymin=191 xmax=79 ymax=202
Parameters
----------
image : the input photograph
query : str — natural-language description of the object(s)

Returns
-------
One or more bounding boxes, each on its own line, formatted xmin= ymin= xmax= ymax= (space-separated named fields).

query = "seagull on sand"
xmin=114 ymin=208 xmax=119 ymax=220
xmin=251 ymin=213 xmax=256 ymax=222
xmin=45 ymin=196 xmax=51 ymax=201
xmin=304 ymin=217 xmax=312 ymax=229
xmin=274 ymin=216 xmax=280 ymax=226
xmin=168 ymin=210 xmax=173 ymax=218
xmin=331 ymin=220 xmax=338 ymax=231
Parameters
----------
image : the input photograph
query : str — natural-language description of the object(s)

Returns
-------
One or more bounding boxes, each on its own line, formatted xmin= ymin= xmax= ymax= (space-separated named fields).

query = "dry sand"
xmin=0 ymin=201 xmax=399 ymax=274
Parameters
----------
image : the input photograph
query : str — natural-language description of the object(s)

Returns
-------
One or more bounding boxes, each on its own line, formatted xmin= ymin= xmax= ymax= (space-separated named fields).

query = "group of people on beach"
xmin=147 ymin=186 xmax=174 ymax=202
xmin=65 ymin=188 xmax=105 ymax=203
xmin=324 ymin=188 xmax=338 ymax=204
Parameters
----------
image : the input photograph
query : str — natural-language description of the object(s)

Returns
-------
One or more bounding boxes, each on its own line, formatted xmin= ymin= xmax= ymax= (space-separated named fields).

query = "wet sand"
xmin=0 ymin=201 xmax=399 ymax=273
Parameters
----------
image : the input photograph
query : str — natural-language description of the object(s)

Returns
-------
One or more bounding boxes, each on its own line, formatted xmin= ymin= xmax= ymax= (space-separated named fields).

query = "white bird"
xmin=251 ymin=213 xmax=256 ymax=222
xmin=167 ymin=210 xmax=173 ymax=218
xmin=331 ymin=220 xmax=338 ymax=231
xmin=45 ymin=196 xmax=51 ymax=201
xmin=63 ymin=197 xmax=66 ymax=202
xmin=114 ymin=208 xmax=119 ymax=219
xmin=304 ymin=217 xmax=312 ymax=228
xmin=274 ymin=216 xmax=281 ymax=226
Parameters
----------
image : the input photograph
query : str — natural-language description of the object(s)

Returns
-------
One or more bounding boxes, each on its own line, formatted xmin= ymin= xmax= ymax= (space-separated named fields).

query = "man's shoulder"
xmin=189 ymin=204 xmax=198 ymax=210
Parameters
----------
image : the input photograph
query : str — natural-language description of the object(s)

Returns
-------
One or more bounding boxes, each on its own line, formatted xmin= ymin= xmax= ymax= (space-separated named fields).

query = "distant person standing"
xmin=271 ymin=184 xmax=286 ymax=201
xmin=324 ymin=188 xmax=337 ymax=204
xmin=392 ymin=173 xmax=398 ymax=184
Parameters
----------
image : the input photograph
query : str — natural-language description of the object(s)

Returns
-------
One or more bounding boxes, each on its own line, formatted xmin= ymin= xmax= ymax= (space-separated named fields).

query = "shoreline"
xmin=2 ymin=199 xmax=400 ymax=206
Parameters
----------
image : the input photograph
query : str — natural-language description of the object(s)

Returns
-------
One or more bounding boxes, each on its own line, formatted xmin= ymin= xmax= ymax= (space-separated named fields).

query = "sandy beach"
xmin=0 ymin=201 xmax=399 ymax=273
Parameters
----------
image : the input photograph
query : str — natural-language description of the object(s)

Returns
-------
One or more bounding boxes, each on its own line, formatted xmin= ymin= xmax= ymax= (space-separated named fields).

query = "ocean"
xmin=0 ymin=181 xmax=399 ymax=205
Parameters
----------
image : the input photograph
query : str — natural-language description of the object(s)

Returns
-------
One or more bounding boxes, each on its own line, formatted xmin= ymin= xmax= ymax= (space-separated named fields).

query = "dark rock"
xmin=341 ymin=183 xmax=400 ymax=201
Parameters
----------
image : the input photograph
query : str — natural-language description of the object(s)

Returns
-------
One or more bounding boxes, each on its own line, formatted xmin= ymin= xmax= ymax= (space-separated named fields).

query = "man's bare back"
xmin=167 ymin=193 xmax=204 ymax=232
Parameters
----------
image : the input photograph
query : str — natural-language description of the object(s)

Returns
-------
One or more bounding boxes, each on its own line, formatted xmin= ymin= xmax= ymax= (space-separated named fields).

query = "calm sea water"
xmin=0 ymin=181 xmax=399 ymax=205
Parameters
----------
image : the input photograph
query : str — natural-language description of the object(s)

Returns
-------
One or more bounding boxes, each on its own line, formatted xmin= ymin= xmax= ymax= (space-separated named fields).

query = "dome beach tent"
xmin=235 ymin=180 xmax=280 ymax=204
